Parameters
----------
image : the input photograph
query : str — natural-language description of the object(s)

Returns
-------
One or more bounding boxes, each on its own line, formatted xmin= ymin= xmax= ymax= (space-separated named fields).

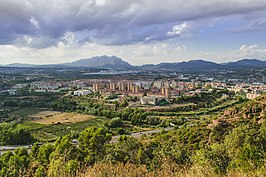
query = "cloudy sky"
xmin=1 ymin=0 xmax=266 ymax=65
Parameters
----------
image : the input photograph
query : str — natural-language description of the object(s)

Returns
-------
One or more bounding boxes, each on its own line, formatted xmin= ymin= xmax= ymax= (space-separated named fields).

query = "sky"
xmin=0 ymin=0 xmax=266 ymax=65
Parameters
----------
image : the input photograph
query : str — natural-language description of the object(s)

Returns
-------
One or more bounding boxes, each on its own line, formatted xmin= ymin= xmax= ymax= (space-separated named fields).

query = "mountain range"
xmin=141 ymin=59 xmax=266 ymax=70
xmin=2 ymin=56 xmax=266 ymax=71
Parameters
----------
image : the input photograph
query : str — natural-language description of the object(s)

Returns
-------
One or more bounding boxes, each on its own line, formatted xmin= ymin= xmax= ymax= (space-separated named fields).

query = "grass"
xmin=79 ymin=162 xmax=266 ymax=177
xmin=21 ymin=117 xmax=155 ymax=141
xmin=20 ymin=117 xmax=107 ymax=141
xmin=10 ymin=107 xmax=48 ymax=117
xmin=147 ymin=99 xmax=243 ymax=117
xmin=30 ymin=111 xmax=96 ymax=125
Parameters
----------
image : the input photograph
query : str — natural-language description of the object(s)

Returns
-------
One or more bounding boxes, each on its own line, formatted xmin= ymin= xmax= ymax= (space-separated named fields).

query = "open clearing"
xmin=30 ymin=111 xmax=96 ymax=125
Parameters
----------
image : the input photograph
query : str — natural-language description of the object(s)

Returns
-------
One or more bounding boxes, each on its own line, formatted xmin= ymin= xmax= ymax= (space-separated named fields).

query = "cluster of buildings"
xmin=92 ymin=82 xmax=141 ymax=93
xmin=228 ymin=83 xmax=266 ymax=99
xmin=88 ymin=80 xmax=219 ymax=106
xmin=91 ymin=80 xmax=185 ymax=99
xmin=8 ymin=80 xmax=92 ymax=94
xmin=90 ymin=80 xmax=266 ymax=102
xmin=5 ymin=76 xmax=266 ymax=102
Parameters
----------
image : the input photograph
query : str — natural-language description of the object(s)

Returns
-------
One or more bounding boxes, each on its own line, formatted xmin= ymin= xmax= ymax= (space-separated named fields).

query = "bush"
xmin=109 ymin=117 xmax=124 ymax=128
xmin=0 ymin=123 xmax=35 ymax=145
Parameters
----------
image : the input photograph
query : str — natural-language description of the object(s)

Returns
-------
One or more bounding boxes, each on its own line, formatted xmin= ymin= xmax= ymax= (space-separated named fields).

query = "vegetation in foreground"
xmin=0 ymin=95 xmax=265 ymax=177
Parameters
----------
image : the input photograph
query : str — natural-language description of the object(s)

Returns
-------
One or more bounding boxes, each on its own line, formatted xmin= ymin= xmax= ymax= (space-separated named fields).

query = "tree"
xmin=0 ymin=123 xmax=35 ymax=146
xmin=65 ymin=160 xmax=78 ymax=176
xmin=78 ymin=127 xmax=111 ymax=164
xmin=37 ymin=144 xmax=54 ymax=165
xmin=34 ymin=165 xmax=46 ymax=177
xmin=105 ymin=136 xmax=145 ymax=164
xmin=193 ymin=143 xmax=230 ymax=175
xmin=109 ymin=117 xmax=123 ymax=128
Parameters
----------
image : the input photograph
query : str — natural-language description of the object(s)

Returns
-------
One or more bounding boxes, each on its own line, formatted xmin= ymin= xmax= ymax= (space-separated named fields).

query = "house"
xmin=35 ymin=89 xmax=46 ymax=93
xmin=8 ymin=89 xmax=17 ymax=95
xmin=47 ymin=90 xmax=61 ymax=93
xmin=73 ymin=90 xmax=91 ymax=96
xmin=246 ymin=93 xmax=261 ymax=100
xmin=140 ymin=96 xmax=157 ymax=105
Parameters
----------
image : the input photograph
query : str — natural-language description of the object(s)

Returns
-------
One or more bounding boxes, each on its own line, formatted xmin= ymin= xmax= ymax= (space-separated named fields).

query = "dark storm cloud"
xmin=1 ymin=0 xmax=266 ymax=46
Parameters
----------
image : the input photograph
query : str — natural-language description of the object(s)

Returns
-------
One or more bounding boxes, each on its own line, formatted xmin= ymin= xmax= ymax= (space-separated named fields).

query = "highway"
xmin=0 ymin=127 xmax=174 ymax=153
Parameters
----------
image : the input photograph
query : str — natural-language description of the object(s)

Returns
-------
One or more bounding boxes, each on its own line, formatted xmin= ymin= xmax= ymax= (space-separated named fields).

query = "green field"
xmin=20 ymin=117 xmax=107 ymax=141
xmin=147 ymin=99 xmax=243 ymax=117
xmin=10 ymin=107 xmax=48 ymax=117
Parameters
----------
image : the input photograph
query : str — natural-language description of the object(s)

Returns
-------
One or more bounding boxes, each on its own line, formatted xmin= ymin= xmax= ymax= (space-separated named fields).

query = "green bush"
xmin=109 ymin=117 xmax=124 ymax=128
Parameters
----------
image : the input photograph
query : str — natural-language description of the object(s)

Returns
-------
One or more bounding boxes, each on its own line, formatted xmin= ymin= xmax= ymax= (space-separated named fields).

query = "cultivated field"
xmin=30 ymin=111 xmax=96 ymax=125
xmin=139 ymin=103 xmax=195 ymax=111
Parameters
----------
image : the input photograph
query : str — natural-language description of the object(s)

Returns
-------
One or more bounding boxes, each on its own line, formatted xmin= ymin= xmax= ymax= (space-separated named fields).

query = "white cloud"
xmin=24 ymin=36 xmax=33 ymax=45
xmin=29 ymin=17 xmax=39 ymax=29
xmin=0 ymin=42 xmax=265 ymax=65
xmin=188 ymin=44 xmax=266 ymax=63
xmin=167 ymin=22 xmax=188 ymax=36
xmin=132 ymin=42 xmax=185 ymax=57
xmin=0 ymin=40 xmax=187 ymax=65
xmin=215 ymin=44 xmax=266 ymax=61
xmin=60 ymin=32 xmax=76 ymax=47
xmin=95 ymin=0 xmax=106 ymax=6
xmin=239 ymin=44 xmax=258 ymax=52
xmin=234 ymin=44 xmax=266 ymax=58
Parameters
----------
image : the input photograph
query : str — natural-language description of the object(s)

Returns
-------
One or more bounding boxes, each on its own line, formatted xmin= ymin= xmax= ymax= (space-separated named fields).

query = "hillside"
xmin=65 ymin=55 xmax=132 ymax=68
xmin=0 ymin=95 xmax=266 ymax=176
xmin=5 ymin=63 xmax=37 ymax=68
xmin=140 ymin=59 xmax=220 ymax=71
xmin=3 ymin=58 xmax=266 ymax=71
xmin=224 ymin=95 xmax=265 ymax=120
xmin=139 ymin=59 xmax=266 ymax=71
xmin=225 ymin=59 xmax=266 ymax=68
xmin=208 ymin=94 xmax=266 ymax=129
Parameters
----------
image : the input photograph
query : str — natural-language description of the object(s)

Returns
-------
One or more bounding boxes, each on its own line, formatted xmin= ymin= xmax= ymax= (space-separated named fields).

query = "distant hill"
xmin=3 ymin=57 xmax=266 ymax=70
xmin=4 ymin=56 xmax=133 ymax=69
xmin=140 ymin=59 xmax=266 ymax=71
xmin=139 ymin=60 xmax=220 ymax=71
xmin=165 ymin=60 xmax=220 ymax=70
xmin=64 ymin=55 xmax=132 ymax=68
xmin=225 ymin=59 xmax=266 ymax=68
xmin=5 ymin=63 xmax=37 ymax=68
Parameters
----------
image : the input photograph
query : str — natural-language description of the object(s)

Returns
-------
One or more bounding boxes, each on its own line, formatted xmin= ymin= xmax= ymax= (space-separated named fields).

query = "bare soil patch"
xmin=30 ymin=111 xmax=96 ymax=125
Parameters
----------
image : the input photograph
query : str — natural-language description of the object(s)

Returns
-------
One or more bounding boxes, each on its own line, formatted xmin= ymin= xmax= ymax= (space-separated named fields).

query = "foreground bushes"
xmin=83 ymin=162 xmax=266 ymax=177
xmin=0 ymin=122 xmax=266 ymax=177
xmin=0 ymin=123 xmax=35 ymax=145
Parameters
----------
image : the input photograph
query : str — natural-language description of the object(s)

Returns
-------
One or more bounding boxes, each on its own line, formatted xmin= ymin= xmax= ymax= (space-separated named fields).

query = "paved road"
xmin=0 ymin=127 xmax=174 ymax=153
xmin=0 ymin=145 xmax=32 ymax=153
xmin=110 ymin=127 xmax=174 ymax=143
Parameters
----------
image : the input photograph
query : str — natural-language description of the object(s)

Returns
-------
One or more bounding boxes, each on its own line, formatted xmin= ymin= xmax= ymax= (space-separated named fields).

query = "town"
xmin=1 ymin=0 xmax=266 ymax=176
xmin=5 ymin=71 xmax=266 ymax=103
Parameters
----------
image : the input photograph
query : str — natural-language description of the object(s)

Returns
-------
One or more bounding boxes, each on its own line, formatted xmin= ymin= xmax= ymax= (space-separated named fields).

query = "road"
xmin=110 ymin=127 xmax=173 ymax=143
xmin=0 ymin=144 xmax=32 ymax=154
xmin=0 ymin=127 xmax=174 ymax=153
